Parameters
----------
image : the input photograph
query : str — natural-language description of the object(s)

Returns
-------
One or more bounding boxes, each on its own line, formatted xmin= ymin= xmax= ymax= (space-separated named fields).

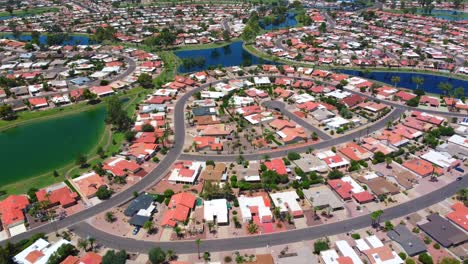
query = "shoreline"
xmin=243 ymin=43 xmax=468 ymax=81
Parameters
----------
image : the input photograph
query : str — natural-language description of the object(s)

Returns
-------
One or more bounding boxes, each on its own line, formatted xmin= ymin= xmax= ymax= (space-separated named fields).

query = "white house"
xmin=204 ymin=199 xmax=228 ymax=224
xmin=14 ymin=239 xmax=70 ymax=264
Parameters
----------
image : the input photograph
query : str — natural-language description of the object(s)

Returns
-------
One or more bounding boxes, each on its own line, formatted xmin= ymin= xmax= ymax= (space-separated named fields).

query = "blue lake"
xmin=1 ymin=34 xmax=93 ymax=45
xmin=175 ymin=41 xmax=278 ymax=73
xmin=337 ymin=69 xmax=468 ymax=95
xmin=260 ymin=13 xmax=298 ymax=30
xmin=419 ymin=9 xmax=468 ymax=21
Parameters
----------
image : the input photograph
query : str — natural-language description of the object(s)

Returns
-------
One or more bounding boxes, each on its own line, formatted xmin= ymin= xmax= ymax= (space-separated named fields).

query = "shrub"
xmin=405 ymin=259 xmax=416 ymax=264
xmin=287 ymin=152 xmax=301 ymax=160
xmin=351 ymin=233 xmax=361 ymax=240
xmin=313 ymin=240 xmax=329 ymax=254
xmin=433 ymin=243 xmax=440 ymax=250
xmin=418 ymin=253 xmax=433 ymax=264
xmin=398 ymin=252 xmax=407 ymax=260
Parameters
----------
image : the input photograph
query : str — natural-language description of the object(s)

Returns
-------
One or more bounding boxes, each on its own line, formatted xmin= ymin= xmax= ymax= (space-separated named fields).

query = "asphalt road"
xmin=2 ymin=75 xmax=465 ymax=251
xmin=262 ymin=100 xmax=333 ymax=140
xmin=72 ymin=175 xmax=468 ymax=253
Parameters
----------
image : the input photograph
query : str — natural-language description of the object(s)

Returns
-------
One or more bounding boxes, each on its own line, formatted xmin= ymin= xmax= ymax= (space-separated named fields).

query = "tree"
xmin=385 ymin=156 xmax=392 ymax=168
xmin=75 ymin=153 xmax=87 ymax=168
xmin=137 ymin=73 xmax=154 ymax=89
xmin=319 ymin=22 xmax=327 ymax=33
xmin=88 ymin=237 xmax=96 ymax=251
xmin=287 ymin=152 xmax=301 ymax=160
xmin=47 ymin=244 xmax=78 ymax=264
xmin=143 ymin=220 xmax=154 ymax=234
xmin=148 ymin=247 xmax=166 ymax=264
xmin=6 ymin=5 xmax=14 ymax=15
xmin=247 ymin=223 xmax=258 ymax=234
xmin=0 ymin=104 xmax=16 ymax=120
xmin=314 ymin=239 xmax=329 ymax=254
xmin=391 ymin=76 xmax=400 ymax=88
xmin=96 ymin=187 xmax=112 ymax=200
xmin=439 ymin=258 xmax=460 ymax=264
xmin=411 ymin=76 xmax=424 ymax=89
xmin=77 ymin=239 xmax=89 ymax=252
xmin=203 ymin=252 xmax=211 ymax=262
xmin=370 ymin=210 xmax=383 ymax=227
xmin=418 ymin=253 xmax=433 ymax=264
xmin=105 ymin=211 xmax=115 ymax=223
xmin=105 ymin=96 xmax=132 ymax=132
xmin=195 ymin=238 xmax=202 ymax=259
xmin=102 ymin=250 xmax=127 ymax=264
xmin=97 ymin=146 xmax=105 ymax=158
xmin=384 ymin=220 xmax=394 ymax=231
xmin=328 ymin=169 xmax=344 ymax=179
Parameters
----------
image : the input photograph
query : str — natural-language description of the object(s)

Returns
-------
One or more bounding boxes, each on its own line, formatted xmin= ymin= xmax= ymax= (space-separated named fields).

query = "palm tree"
xmin=411 ymin=76 xmax=424 ymax=89
xmin=166 ymin=249 xmax=175 ymax=262
xmin=78 ymin=239 xmax=89 ymax=252
xmin=195 ymin=238 xmax=202 ymax=259
xmin=370 ymin=210 xmax=383 ymax=228
xmin=88 ymin=237 xmax=95 ymax=251
xmin=385 ymin=157 xmax=392 ymax=168
xmin=391 ymin=76 xmax=400 ymax=88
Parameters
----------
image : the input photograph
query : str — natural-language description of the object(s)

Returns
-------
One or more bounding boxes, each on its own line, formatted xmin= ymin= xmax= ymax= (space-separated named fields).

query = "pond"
xmin=0 ymin=107 xmax=106 ymax=186
xmin=175 ymin=41 xmax=278 ymax=73
xmin=1 ymin=34 xmax=94 ymax=45
xmin=260 ymin=12 xmax=298 ymax=30
xmin=337 ymin=69 xmax=468 ymax=95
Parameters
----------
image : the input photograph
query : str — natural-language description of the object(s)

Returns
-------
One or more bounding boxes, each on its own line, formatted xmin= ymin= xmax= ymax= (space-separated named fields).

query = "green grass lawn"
xmin=0 ymin=7 xmax=59 ymax=17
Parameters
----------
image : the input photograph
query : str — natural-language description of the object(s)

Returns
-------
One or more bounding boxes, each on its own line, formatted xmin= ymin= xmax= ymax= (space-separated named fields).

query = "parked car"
xmin=454 ymin=167 xmax=464 ymax=173
xmin=132 ymin=226 xmax=140 ymax=235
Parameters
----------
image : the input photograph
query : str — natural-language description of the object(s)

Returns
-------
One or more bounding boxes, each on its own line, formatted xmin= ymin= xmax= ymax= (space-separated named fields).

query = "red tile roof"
xmin=264 ymin=159 xmax=288 ymax=175
xmin=446 ymin=202 xmax=468 ymax=231
xmin=0 ymin=195 xmax=29 ymax=226
xmin=36 ymin=186 xmax=79 ymax=207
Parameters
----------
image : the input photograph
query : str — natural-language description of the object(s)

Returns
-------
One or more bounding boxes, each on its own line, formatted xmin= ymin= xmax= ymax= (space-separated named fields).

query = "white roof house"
xmin=14 ymin=239 xmax=70 ymax=264
xmin=420 ymin=150 xmax=460 ymax=169
xmin=335 ymin=240 xmax=364 ymax=264
xmin=238 ymin=196 xmax=272 ymax=223
xmin=326 ymin=90 xmax=351 ymax=100
xmin=168 ymin=162 xmax=204 ymax=184
xmin=323 ymin=116 xmax=350 ymax=129
xmin=342 ymin=176 xmax=365 ymax=194
xmin=204 ymin=199 xmax=228 ymax=224
xmin=356 ymin=236 xmax=404 ymax=264
xmin=270 ymin=191 xmax=303 ymax=217
xmin=320 ymin=249 xmax=340 ymax=264
xmin=448 ymin=134 xmax=468 ymax=148
xmin=253 ymin=76 xmax=271 ymax=86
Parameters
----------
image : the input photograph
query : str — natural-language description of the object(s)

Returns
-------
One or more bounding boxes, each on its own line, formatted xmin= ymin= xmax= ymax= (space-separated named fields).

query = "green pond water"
xmin=0 ymin=107 xmax=106 ymax=186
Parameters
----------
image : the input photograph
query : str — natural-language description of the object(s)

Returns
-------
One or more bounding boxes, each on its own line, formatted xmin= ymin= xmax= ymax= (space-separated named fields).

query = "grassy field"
xmin=0 ymin=7 xmax=59 ymax=17
xmin=172 ymin=39 xmax=240 ymax=51
xmin=383 ymin=8 xmax=468 ymax=19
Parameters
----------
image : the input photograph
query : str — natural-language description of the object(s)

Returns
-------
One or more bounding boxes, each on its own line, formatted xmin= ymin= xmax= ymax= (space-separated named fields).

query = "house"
xmin=200 ymin=163 xmax=227 ymax=182
xmin=204 ymin=199 xmax=228 ymax=224
xmin=317 ymin=150 xmax=350 ymax=169
xmin=79 ymin=252 xmax=102 ymax=264
xmin=303 ymin=186 xmax=343 ymax=211
xmin=387 ymin=225 xmax=426 ymax=256
xmin=402 ymin=158 xmax=442 ymax=177
xmin=193 ymin=136 xmax=223 ymax=151
xmin=418 ymin=214 xmax=468 ymax=247
xmin=335 ymin=240 xmax=364 ymax=264
xmin=168 ymin=161 xmax=204 ymax=184
xmin=36 ymin=184 xmax=79 ymax=208
xmin=89 ymin=85 xmax=114 ymax=97
xmin=72 ymin=172 xmax=106 ymax=198
xmin=293 ymin=156 xmax=328 ymax=173
xmin=420 ymin=150 xmax=460 ymax=170
xmin=238 ymin=195 xmax=272 ymax=223
xmin=161 ymin=192 xmax=196 ymax=227
xmin=328 ymin=176 xmax=374 ymax=203
xmin=357 ymin=173 xmax=400 ymax=196
xmin=28 ymin=97 xmax=48 ymax=109
xmin=103 ymin=157 xmax=141 ymax=177
xmin=395 ymin=91 xmax=416 ymax=101
xmin=338 ymin=143 xmax=372 ymax=161
xmin=264 ymin=159 xmax=288 ymax=175
xmin=125 ymin=143 xmax=158 ymax=162
xmin=270 ymin=191 xmax=303 ymax=217
xmin=357 ymin=236 xmax=404 ymax=264
xmin=357 ymin=102 xmax=388 ymax=113
xmin=323 ymin=116 xmax=350 ymax=130
xmin=0 ymin=195 xmax=30 ymax=229
xmin=13 ymin=239 xmax=70 ymax=264
xmin=124 ymin=194 xmax=156 ymax=227
xmin=446 ymin=202 xmax=468 ymax=231
xmin=277 ymin=126 xmax=307 ymax=144
xmin=361 ymin=137 xmax=396 ymax=155
xmin=341 ymin=94 xmax=364 ymax=108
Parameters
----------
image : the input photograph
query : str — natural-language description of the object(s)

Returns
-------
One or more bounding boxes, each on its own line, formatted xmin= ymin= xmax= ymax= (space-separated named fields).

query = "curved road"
xmin=2 ymin=75 xmax=466 ymax=252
